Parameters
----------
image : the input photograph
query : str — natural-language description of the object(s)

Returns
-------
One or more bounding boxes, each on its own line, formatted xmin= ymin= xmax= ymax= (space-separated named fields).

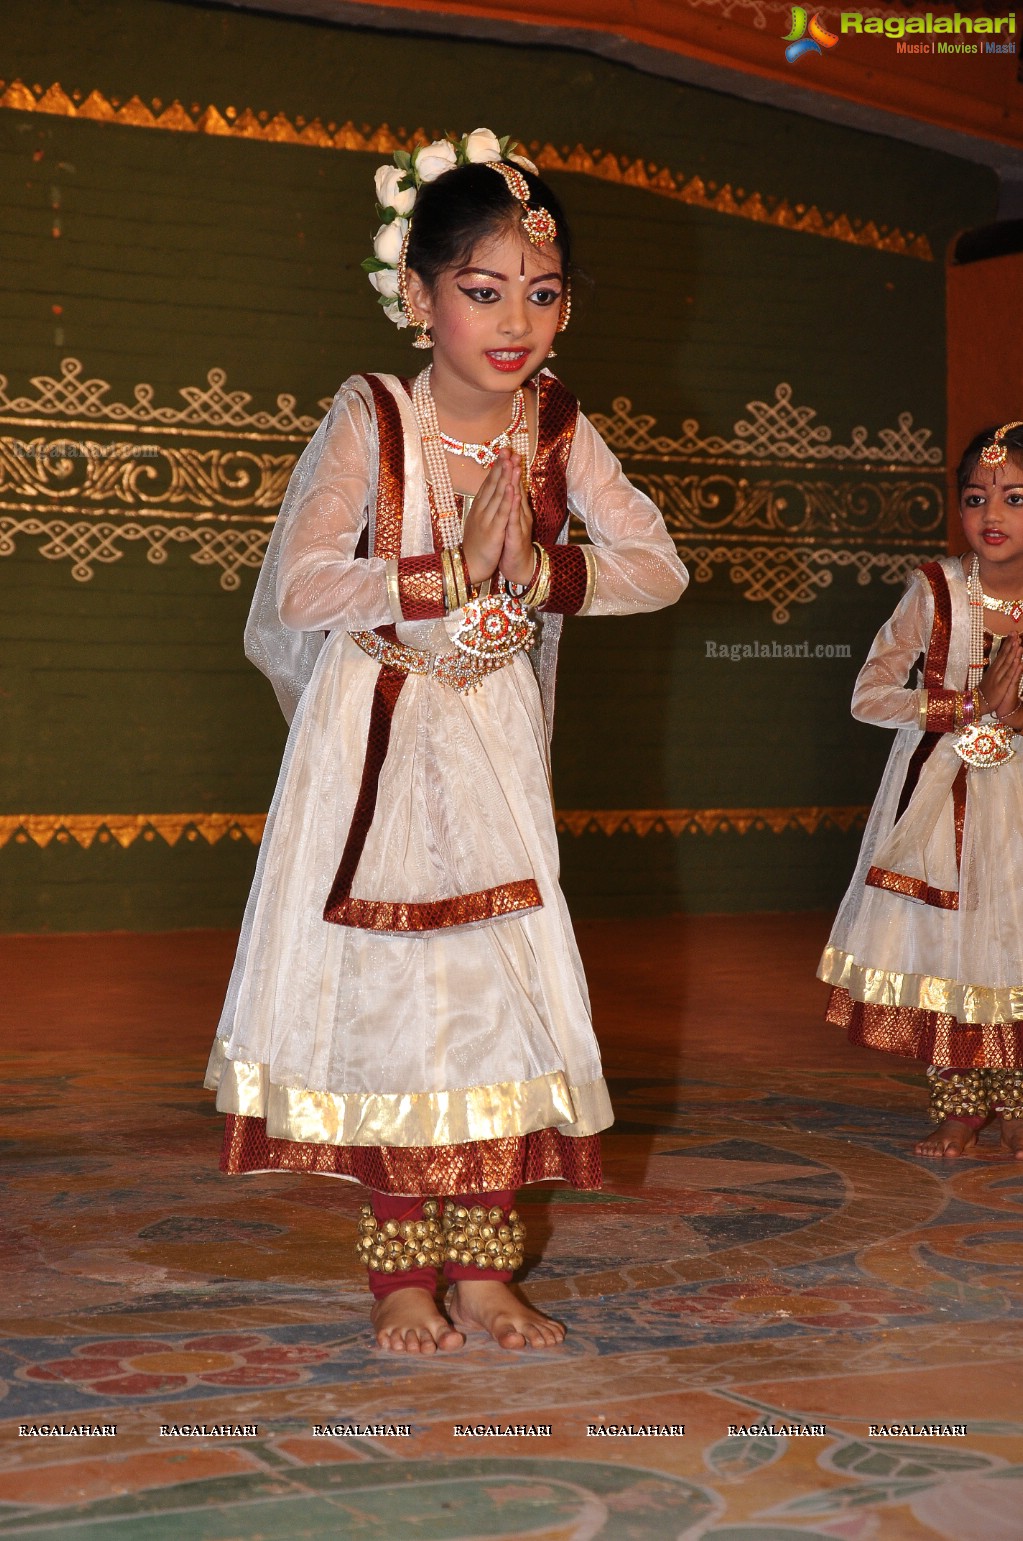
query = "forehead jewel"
xmin=485 ymin=161 xmax=558 ymax=248
xmin=979 ymin=420 xmax=1023 ymax=469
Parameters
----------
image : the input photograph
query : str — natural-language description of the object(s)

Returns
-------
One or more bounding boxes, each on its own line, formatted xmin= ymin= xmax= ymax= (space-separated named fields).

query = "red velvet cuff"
xmin=924 ymin=689 xmax=959 ymax=734
xmin=396 ymin=554 xmax=445 ymax=620
xmin=540 ymin=543 xmax=589 ymax=616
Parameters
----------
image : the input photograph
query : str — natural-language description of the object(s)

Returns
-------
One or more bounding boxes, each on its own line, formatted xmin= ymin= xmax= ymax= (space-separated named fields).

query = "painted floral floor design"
xmin=2 ymin=917 xmax=1023 ymax=1539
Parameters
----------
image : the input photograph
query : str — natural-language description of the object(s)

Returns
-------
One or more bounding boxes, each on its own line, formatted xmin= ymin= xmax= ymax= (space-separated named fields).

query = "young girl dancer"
xmin=820 ymin=421 xmax=1023 ymax=1159
xmin=205 ymin=131 xmax=688 ymax=1350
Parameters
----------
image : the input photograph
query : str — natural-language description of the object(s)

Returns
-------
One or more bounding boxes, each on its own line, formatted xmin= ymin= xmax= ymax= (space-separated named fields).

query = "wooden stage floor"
xmin=2 ymin=915 xmax=1022 ymax=1539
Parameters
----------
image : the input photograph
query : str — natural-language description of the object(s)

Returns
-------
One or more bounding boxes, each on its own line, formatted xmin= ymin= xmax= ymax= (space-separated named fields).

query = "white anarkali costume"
xmin=206 ymin=369 xmax=688 ymax=1193
xmin=819 ymin=555 xmax=1023 ymax=1070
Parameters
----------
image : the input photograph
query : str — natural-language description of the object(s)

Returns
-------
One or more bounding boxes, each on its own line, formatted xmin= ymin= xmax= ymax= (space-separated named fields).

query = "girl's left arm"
xmin=539 ymin=412 xmax=689 ymax=616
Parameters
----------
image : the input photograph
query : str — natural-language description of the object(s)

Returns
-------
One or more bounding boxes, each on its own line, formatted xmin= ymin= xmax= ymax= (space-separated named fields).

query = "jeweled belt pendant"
xmin=953 ymin=722 xmax=1016 ymax=768
xmin=451 ymin=591 xmax=535 ymax=662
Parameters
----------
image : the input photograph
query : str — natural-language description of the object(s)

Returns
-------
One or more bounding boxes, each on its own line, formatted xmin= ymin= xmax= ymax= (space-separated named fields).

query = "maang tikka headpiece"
xmin=363 ymin=128 xmax=570 ymax=346
xmin=484 ymin=160 xmax=558 ymax=248
xmin=979 ymin=421 xmax=1023 ymax=469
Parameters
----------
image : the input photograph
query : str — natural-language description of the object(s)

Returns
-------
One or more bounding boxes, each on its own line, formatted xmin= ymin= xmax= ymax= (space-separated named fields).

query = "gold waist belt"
xmin=349 ymin=593 xmax=535 ymax=696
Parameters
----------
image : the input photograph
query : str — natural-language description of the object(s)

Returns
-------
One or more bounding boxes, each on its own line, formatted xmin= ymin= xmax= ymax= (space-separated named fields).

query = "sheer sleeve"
xmin=555 ymin=411 xmax=689 ymax=617
xmin=276 ymin=390 xmax=394 ymax=633
xmin=850 ymin=572 xmax=933 ymax=729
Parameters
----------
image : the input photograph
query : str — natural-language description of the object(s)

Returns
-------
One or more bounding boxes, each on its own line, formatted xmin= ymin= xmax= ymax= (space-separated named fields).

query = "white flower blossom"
xmin=368 ymin=131 xmax=533 ymax=328
xmin=374 ymin=164 xmax=416 ymax=216
xmin=413 ymin=139 xmax=458 ymax=182
xmin=463 ymin=127 xmax=503 ymax=163
xmin=368 ymin=267 xmax=399 ymax=299
xmin=372 ymin=219 xmax=408 ymax=267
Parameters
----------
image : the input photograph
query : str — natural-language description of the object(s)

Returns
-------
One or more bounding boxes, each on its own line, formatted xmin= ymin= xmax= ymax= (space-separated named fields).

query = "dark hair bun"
xmin=407 ymin=161 xmax=571 ymax=290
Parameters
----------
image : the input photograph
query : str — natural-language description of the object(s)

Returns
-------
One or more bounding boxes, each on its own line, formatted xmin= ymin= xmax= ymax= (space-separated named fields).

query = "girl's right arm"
xmin=276 ymin=391 xmax=394 ymax=633
xmin=850 ymin=572 xmax=932 ymax=729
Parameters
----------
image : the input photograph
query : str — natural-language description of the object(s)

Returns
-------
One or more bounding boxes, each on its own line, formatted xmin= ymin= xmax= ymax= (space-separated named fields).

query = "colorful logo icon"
xmin=783 ymin=7 xmax=840 ymax=61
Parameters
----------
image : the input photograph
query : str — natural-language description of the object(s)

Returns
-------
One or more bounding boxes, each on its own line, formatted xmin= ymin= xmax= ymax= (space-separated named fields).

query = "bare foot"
xmin=449 ymin=1279 xmax=565 ymax=1350
xmin=1000 ymin=1116 xmax=1023 ymax=1159
xmin=914 ymin=1118 xmax=978 ymax=1158
xmin=370 ymin=1287 xmax=465 ymax=1353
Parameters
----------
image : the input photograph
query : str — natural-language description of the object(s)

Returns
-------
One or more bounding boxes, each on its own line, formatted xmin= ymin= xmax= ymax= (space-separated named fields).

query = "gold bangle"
xmin=440 ymin=550 xmax=457 ymax=614
xmin=454 ymin=547 xmax=473 ymax=607
xmin=522 ymin=542 xmax=551 ymax=609
xmin=385 ymin=558 xmax=403 ymax=623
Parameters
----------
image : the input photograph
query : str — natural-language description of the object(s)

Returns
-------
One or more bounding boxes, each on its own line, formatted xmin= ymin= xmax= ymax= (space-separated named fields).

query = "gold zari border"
xmin=0 ymin=812 xmax=266 ymax=849
xmin=556 ymin=805 xmax=869 ymax=836
xmin=0 ymin=807 xmax=870 ymax=850
xmin=0 ymin=79 xmax=932 ymax=260
xmin=865 ymin=863 xmax=958 ymax=912
xmin=205 ymin=1039 xmax=613 ymax=1145
xmin=819 ymin=945 xmax=1023 ymax=1027
xmin=326 ymin=879 xmax=543 ymax=933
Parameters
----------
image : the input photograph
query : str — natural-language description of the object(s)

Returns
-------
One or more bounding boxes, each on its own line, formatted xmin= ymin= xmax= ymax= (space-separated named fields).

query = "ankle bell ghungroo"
xmin=927 ymin=1067 xmax=992 ymax=1122
xmin=442 ymin=1203 xmax=526 ymax=1272
xmin=356 ymin=1199 xmax=444 ymax=1274
xmin=990 ymin=1068 xmax=1023 ymax=1119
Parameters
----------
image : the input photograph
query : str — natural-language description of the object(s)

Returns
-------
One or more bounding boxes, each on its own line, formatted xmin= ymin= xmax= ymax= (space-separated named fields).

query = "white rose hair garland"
xmin=362 ymin=127 xmax=569 ymax=348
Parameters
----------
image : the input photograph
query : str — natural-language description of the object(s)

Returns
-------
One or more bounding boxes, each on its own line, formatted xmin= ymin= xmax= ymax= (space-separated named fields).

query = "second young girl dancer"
xmin=206 ymin=130 xmax=688 ymax=1349
xmin=820 ymin=421 xmax=1023 ymax=1158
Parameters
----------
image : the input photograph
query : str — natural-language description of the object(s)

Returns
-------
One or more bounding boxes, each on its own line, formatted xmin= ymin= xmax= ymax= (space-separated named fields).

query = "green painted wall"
xmin=0 ymin=0 xmax=998 ymax=928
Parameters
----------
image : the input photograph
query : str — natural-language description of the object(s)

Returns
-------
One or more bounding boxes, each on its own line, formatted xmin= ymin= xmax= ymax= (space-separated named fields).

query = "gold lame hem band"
xmin=205 ymin=1040 xmax=613 ymax=1146
xmin=820 ymin=945 xmax=1023 ymax=1027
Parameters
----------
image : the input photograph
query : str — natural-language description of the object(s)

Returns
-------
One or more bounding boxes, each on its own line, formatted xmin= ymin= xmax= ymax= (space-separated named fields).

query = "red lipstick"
xmin=485 ymin=350 xmax=529 ymax=373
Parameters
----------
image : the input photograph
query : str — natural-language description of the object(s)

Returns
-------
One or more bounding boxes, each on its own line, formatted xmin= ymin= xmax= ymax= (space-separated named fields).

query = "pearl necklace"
xmin=965 ymin=555 xmax=986 ymax=689
xmin=412 ymin=366 xmax=530 ymax=550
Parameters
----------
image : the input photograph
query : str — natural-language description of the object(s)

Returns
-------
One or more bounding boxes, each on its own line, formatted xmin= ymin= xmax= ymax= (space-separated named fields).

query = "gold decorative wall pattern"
xmin=0 ymin=440 xmax=294 ymax=511
xmin=0 ymin=359 xmax=324 ymax=435
xmin=592 ymin=384 xmax=946 ymax=622
xmin=590 ymin=383 xmax=943 ymax=465
xmin=0 ymin=362 xmax=945 ymax=613
xmin=0 ymin=806 xmax=869 ymax=850
xmin=0 ymin=78 xmax=933 ymax=260
xmin=0 ymin=361 xmax=312 ymax=589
